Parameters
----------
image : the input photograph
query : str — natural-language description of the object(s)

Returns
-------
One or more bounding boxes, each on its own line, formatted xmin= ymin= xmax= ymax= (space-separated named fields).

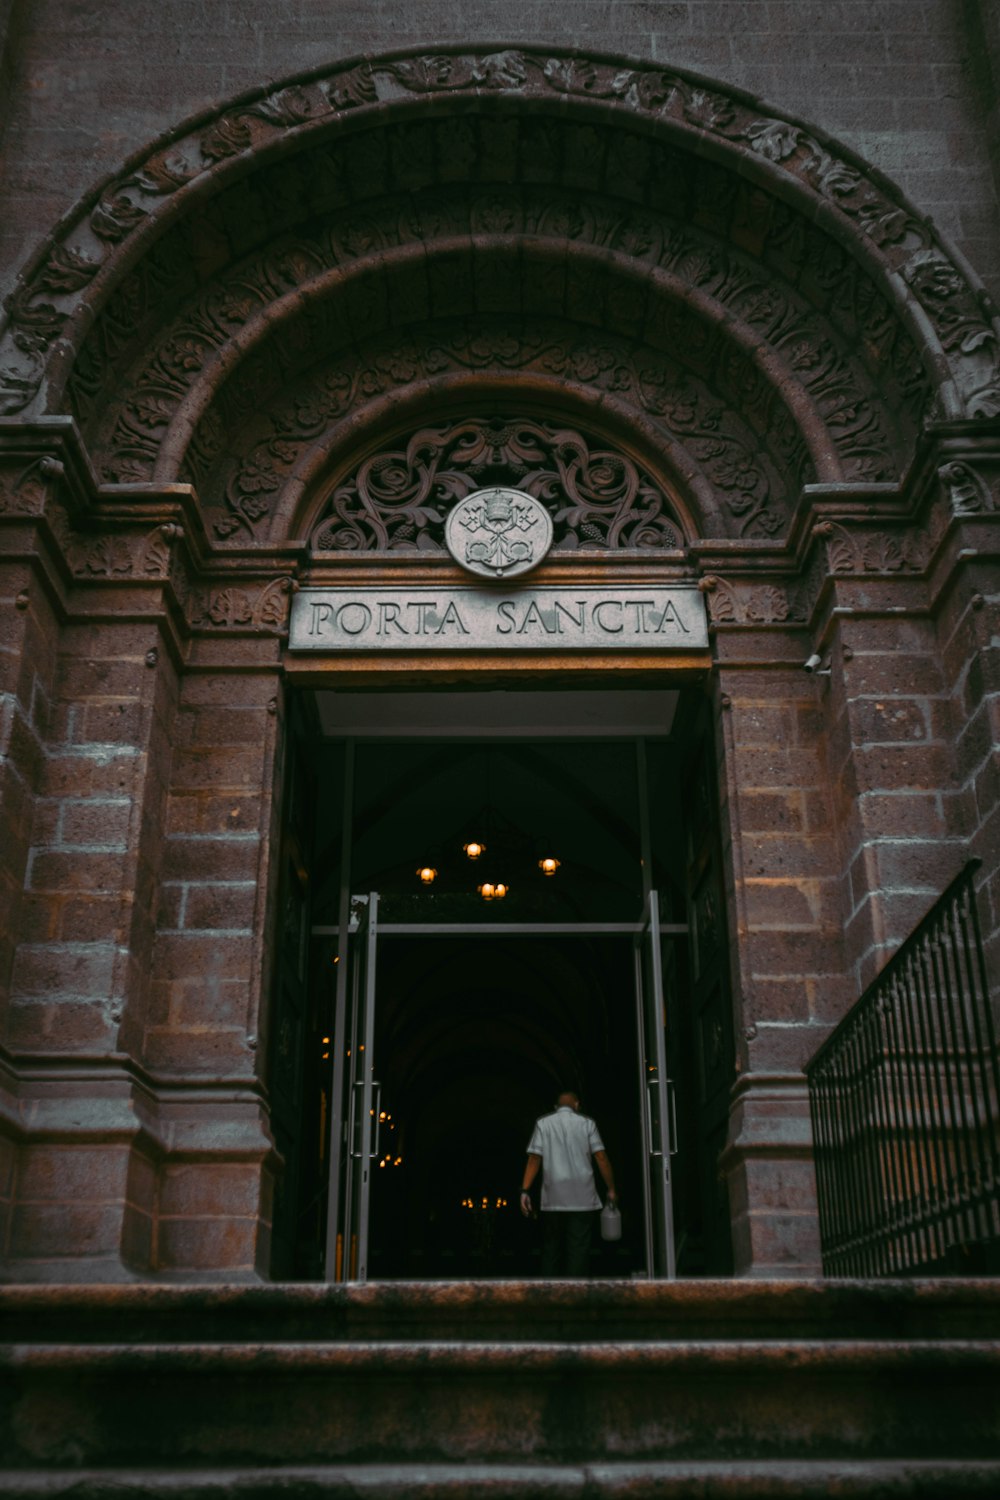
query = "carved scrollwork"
xmin=310 ymin=417 xmax=683 ymax=555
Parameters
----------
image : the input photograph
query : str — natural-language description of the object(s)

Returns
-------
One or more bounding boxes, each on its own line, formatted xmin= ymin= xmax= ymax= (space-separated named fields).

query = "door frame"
xmin=321 ymin=899 xmax=687 ymax=1282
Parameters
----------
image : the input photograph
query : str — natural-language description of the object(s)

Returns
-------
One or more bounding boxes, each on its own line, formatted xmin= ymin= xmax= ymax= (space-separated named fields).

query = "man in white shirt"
xmin=520 ymin=1090 xmax=617 ymax=1276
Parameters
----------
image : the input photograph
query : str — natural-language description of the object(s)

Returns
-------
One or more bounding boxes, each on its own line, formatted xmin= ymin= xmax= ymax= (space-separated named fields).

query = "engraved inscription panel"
xmin=290 ymin=586 xmax=709 ymax=652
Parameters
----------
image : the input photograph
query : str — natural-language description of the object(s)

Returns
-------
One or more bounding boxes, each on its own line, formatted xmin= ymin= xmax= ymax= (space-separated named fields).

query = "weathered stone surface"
xmin=0 ymin=1281 xmax=999 ymax=1477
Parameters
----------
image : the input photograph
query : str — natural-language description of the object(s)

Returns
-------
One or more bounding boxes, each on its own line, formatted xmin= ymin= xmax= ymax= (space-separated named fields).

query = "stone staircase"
xmin=1 ymin=1280 xmax=999 ymax=1495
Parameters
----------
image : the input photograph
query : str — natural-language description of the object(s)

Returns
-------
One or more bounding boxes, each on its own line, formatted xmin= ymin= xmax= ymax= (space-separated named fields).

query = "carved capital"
xmin=186 ymin=577 xmax=294 ymax=633
xmin=938 ymin=459 xmax=995 ymax=516
xmin=0 ymin=453 xmax=64 ymax=517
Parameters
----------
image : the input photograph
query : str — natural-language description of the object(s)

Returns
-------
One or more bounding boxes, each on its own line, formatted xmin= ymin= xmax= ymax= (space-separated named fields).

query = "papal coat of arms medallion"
xmin=444 ymin=487 xmax=554 ymax=580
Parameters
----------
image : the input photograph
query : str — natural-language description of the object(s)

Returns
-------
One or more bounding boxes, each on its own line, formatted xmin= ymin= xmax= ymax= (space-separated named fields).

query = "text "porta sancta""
xmin=289 ymin=587 xmax=709 ymax=653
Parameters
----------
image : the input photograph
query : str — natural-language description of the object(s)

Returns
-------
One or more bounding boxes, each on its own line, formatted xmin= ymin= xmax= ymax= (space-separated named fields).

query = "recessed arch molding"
xmin=1 ymin=45 xmax=998 ymax=547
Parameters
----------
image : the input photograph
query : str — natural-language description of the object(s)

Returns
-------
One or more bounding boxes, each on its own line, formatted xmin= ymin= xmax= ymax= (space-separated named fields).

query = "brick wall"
xmin=807 ymin=456 xmax=1000 ymax=1010
xmin=0 ymin=555 xmax=57 ymax=1047
xmin=0 ymin=1 xmax=998 ymax=305
xmin=0 ymin=577 xmax=179 ymax=1272
xmin=826 ymin=611 xmax=964 ymax=992
xmin=932 ymin=455 xmax=1000 ymax=1002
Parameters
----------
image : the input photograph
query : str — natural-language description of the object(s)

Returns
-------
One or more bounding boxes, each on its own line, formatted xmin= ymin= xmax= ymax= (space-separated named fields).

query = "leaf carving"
xmin=826 ymin=527 xmax=858 ymax=574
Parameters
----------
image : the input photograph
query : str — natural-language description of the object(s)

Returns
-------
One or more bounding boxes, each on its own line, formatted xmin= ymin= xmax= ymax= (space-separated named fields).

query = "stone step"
xmin=3 ymin=1461 xmax=1000 ymax=1498
xmin=5 ymin=1277 xmax=1000 ymax=1344
xmin=2 ymin=1281 xmax=998 ymax=1479
xmin=3 ymin=1340 xmax=999 ymax=1467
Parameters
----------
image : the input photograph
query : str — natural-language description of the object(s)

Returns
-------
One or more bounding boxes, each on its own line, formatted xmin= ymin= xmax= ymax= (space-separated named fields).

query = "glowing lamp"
xmin=416 ymin=866 xmax=437 ymax=885
xmin=463 ymin=841 xmax=485 ymax=860
xmin=478 ymin=881 xmax=508 ymax=901
xmin=538 ymin=856 xmax=561 ymax=877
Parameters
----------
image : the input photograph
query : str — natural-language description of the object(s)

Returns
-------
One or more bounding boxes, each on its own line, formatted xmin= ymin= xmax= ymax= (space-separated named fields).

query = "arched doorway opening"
xmin=268 ymin=685 xmax=735 ymax=1281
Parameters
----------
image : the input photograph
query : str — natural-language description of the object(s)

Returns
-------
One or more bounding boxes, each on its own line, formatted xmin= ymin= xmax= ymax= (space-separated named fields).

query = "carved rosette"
xmin=309 ymin=418 xmax=684 ymax=556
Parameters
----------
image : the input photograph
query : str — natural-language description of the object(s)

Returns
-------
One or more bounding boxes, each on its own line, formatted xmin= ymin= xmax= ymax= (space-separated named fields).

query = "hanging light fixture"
xmin=463 ymin=840 xmax=485 ymax=860
xmin=416 ymin=865 xmax=438 ymax=885
xmin=538 ymin=856 xmax=561 ymax=877
xmin=478 ymin=880 xmax=508 ymax=901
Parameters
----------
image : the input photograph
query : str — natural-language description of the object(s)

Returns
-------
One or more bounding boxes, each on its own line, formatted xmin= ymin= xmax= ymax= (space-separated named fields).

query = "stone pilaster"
xmin=0 ymin=421 xmax=295 ymax=1280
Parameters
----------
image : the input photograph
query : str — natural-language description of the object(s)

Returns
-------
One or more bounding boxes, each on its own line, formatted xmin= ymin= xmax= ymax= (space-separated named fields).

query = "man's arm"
xmin=594 ymin=1149 xmax=617 ymax=1203
xmin=520 ymin=1153 xmax=541 ymax=1216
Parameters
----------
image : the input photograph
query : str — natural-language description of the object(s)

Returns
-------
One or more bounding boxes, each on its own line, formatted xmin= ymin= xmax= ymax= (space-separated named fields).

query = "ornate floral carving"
xmin=44 ymin=513 xmax=182 ymax=579
xmin=310 ymin=417 xmax=683 ymax=555
xmin=194 ymin=320 xmax=797 ymax=542
xmin=813 ymin=517 xmax=946 ymax=576
xmin=0 ymin=454 xmax=62 ymax=516
xmin=187 ymin=577 xmax=295 ymax=631
xmin=698 ymin=574 xmax=806 ymax=626
xmin=86 ymin=170 xmax=911 ymax=511
xmin=0 ymin=45 xmax=990 ymax=429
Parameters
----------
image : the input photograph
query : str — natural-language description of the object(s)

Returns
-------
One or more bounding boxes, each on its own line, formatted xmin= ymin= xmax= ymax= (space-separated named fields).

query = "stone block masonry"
xmin=145 ymin=669 xmax=279 ymax=1078
xmin=0 ymin=10 xmax=998 ymax=1285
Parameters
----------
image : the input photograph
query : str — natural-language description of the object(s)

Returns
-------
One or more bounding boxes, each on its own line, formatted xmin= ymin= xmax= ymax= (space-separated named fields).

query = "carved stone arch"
xmin=172 ymin=299 xmax=822 ymax=545
xmin=147 ymin=239 xmax=852 ymax=493
xmin=74 ymin=168 xmax=926 ymax=501
xmin=4 ymin=41 xmax=999 ymax=1294
xmin=3 ymin=44 xmax=998 ymax=543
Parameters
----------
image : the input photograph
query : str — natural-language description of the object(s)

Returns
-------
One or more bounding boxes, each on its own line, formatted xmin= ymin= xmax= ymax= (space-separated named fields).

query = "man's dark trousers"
xmin=540 ymin=1209 xmax=593 ymax=1276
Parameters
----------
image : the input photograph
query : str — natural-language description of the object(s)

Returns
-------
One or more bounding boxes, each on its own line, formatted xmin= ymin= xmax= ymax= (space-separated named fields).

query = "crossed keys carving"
xmin=459 ymin=491 xmax=539 ymax=574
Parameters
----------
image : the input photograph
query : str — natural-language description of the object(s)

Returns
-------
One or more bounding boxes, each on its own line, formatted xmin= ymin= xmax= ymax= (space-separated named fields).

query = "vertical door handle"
xmin=370 ymin=1081 xmax=382 ymax=1160
xmin=646 ymin=1078 xmax=663 ymax=1157
xmin=351 ymin=1079 xmax=367 ymax=1159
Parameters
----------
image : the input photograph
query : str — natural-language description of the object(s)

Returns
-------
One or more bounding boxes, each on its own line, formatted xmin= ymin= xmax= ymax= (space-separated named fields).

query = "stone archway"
xmin=4 ymin=45 xmax=993 ymax=623
xmin=1 ymin=46 xmax=997 ymax=1281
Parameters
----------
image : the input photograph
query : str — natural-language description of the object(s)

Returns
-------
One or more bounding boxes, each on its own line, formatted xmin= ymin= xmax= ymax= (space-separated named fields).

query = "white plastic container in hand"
xmin=600 ymin=1201 xmax=622 ymax=1241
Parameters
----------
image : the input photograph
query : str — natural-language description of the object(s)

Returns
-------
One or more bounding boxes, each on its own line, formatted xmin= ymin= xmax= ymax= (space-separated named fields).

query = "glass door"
xmin=325 ymin=891 xmax=380 ymax=1281
xmin=634 ymin=888 xmax=677 ymax=1277
xmin=324 ymin=886 xmax=681 ymax=1281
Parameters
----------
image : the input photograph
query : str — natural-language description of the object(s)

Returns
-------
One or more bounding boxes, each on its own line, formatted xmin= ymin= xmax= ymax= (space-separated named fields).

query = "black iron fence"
xmin=806 ymin=861 xmax=1000 ymax=1277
